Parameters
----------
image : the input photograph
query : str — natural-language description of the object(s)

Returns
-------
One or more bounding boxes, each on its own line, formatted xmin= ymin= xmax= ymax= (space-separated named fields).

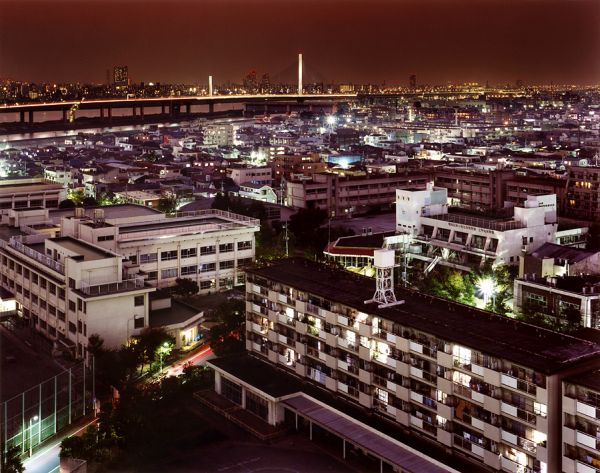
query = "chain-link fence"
xmin=1 ymin=361 xmax=93 ymax=457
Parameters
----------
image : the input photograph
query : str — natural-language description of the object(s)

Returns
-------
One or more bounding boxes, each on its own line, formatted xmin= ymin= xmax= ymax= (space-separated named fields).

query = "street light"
xmin=478 ymin=277 xmax=496 ymax=308
xmin=159 ymin=341 xmax=170 ymax=372
xmin=29 ymin=415 xmax=39 ymax=457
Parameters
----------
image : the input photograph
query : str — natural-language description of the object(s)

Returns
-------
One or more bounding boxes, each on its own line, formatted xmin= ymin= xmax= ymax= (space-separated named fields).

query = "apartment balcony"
xmin=78 ymin=276 xmax=146 ymax=297
xmin=575 ymin=460 xmax=600 ymax=473
xmin=501 ymin=373 xmax=537 ymax=396
xmin=576 ymin=430 xmax=600 ymax=451
xmin=501 ymin=401 xmax=537 ymax=425
xmin=576 ymin=400 xmax=600 ymax=420
xmin=409 ymin=340 xmax=437 ymax=359
xmin=336 ymin=314 xmax=349 ymax=326
xmin=359 ymin=368 xmax=372 ymax=384
xmin=501 ymin=430 xmax=538 ymax=455
xmin=358 ymin=344 xmax=370 ymax=360
xmin=325 ymin=332 xmax=338 ymax=348
xmin=277 ymin=312 xmax=295 ymax=327
xmin=358 ymin=322 xmax=372 ymax=337
xmin=296 ymin=321 xmax=308 ymax=335
xmin=295 ymin=341 xmax=306 ymax=355
xmin=359 ymin=392 xmax=372 ymax=408
xmin=453 ymin=433 xmax=486 ymax=459
xmin=437 ymin=401 xmax=453 ymax=420
xmin=410 ymin=391 xmax=437 ymax=410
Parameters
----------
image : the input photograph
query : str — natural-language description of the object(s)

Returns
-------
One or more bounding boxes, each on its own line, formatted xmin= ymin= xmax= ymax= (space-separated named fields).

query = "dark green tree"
xmin=172 ymin=277 xmax=199 ymax=296
xmin=1 ymin=445 xmax=24 ymax=473
xmin=288 ymin=207 xmax=327 ymax=249
xmin=58 ymin=199 xmax=76 ymax=209
xmin=587 ymin=222 xmax=600 ymax=252
xmin=208 ymin=299 xmax=245 ymax=356
xmin=157 ymin=193 xmax=178 ymax=214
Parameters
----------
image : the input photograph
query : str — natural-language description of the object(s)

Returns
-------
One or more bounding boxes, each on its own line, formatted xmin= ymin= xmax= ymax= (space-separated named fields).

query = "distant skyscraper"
xmin=409 ymin=74 xmax=417 ymax=89
xmin=259 ymin=73 xmax=270 ymax=94
xmin=113 ymin=65 xmax=128 ymax=86
xmin=243 ymin=70 xmax=258 ymax=93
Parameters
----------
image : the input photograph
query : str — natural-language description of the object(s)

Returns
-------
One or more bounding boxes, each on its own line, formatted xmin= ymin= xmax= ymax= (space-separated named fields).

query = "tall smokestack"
xmin=298 ymin=53 xmax=303 ymax=96
xmin=209 ymin=75 xmax=213 ymax=96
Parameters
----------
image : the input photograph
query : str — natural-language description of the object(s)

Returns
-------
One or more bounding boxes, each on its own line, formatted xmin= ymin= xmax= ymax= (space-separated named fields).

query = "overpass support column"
xmin=20 ymin=111 xmax=25 ymax=123
xmin=139 ymin=106 xmax=144 ymax=118
xmin=100 ymin=107 xmax=104 ymax=119
xmin=208 ymin=103 xmax=214 ymax=114
xmin=185 ymin=104 xmax=190 ymax=114
xmin=62 ymin=109 xmax=67 ymax=122
xmin=107 ymin=106 xmax=112 ymax=120
xmin=161 ymin=104 xmax=166 ymax=114
xmin=286 ymin=104 xmax=291 ymax=114
xmin=28 ymin=111 xmax=34 ymax=123
xmin=132 ymin=106 xmax=137 ymax=117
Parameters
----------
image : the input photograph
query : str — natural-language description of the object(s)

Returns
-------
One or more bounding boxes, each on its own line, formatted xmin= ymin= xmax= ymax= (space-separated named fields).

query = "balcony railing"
xmin=79 ymin=277 xmax=146 ymax=296
xmin=1 ymin=238 xmax=65 ymax=274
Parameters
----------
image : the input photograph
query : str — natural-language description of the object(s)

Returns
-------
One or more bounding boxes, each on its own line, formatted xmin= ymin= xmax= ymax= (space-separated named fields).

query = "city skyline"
xmin=1 ymin=0 xmax=599 ymax=86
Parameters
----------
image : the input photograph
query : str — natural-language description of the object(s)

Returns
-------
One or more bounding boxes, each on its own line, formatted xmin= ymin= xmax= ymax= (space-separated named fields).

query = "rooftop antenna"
xmin=365 ymin=249 xmax=404 ymax=308
xmin=298 ymin=53 xmax=303 ymax=96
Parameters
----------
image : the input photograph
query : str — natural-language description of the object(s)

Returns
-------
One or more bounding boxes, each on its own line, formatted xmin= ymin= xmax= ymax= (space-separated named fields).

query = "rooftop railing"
xmin=424 ymin=213 xmax=525 ymax=231
xmin=79 ymin=276 xmax=145 ymax=296
xmin=0 ymin=238 xmax=65 ymax=274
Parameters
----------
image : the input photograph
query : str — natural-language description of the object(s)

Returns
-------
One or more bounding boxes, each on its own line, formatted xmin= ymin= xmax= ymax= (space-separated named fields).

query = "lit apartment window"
xmin=199 ymin=263 xmax=216 ymax=273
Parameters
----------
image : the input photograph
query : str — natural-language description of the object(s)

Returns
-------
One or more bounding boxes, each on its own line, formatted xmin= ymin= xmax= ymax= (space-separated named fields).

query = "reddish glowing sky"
xmin=1 ymin=0 xmax=599 ymax=85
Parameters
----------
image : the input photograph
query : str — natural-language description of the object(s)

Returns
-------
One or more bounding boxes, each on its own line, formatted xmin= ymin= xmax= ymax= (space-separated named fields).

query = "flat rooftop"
xmin=51 ymin=236 xmax=116 ymax=261
xmin=247 ymin=259 xmax=600 ymax=374
xmin=150 ymin=300 xmax=201 ymax=328
xmin=565 ymin=368 xmax=600 ymax=392
xmin=49 ymin=204 xmax=162 ymax=221
xmin=119 ymin=216 xmax=245 ymax=234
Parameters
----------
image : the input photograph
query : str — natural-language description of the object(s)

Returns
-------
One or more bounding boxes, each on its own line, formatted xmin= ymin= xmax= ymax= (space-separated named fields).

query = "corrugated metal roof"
xmin=283 ymin=395 xmax=459 ymax=473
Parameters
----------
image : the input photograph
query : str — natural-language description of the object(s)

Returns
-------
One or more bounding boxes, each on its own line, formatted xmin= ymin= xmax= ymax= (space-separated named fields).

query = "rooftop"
xmin=248 ymin=259 xmax=600 ymax=374
xmin=150 ymin=300 xmax=201 ymax=328
xmin=50 ymin=204 xmax=162 ymax=221
xmin=519 ymin=274 xmax=600 ymax=294
xmin=565 ymin=368 xmax=600 ymax=392
xmin=51 ymin=236 xmax=116 ymax=261
xmin=530 ymin=242 xmax=597 ymax=264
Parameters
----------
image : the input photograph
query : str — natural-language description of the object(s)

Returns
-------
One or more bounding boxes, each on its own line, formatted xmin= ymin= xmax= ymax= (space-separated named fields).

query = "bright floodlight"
xmin=32 ymin=415 xmax=39 ymax=421
xmin=326 ymin=115 xmax=337 ymax=125
xmin=478 ymin=277 xmax=495 ymax=300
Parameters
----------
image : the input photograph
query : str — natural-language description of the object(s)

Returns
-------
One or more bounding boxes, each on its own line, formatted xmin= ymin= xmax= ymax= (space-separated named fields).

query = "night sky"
xmin=1 ymin=0 xmax=599 ymax=86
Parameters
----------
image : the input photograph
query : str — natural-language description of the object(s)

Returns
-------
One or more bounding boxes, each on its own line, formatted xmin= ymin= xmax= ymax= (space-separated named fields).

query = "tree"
xmin=135 ymin=328 xmax=175 ymax=373
xmin=81 ymin=196 xmax=98 ymax=207
xmin=208 ymin=299 xmax=245 ymax=356
xmin=58 ymin=199 xmax=76 ymax=209
xmin=1 ymin=445 xmax=24 ymax=473
xmin=288 ymin=207 xmax=327 ymax=249
xmin=587 ymin=222 xmax=600 ymax=252
xmin=157 ymin=193 xmax=178 ymax=214
xmin=172 ymin=277 xmax=199 ymax=296
xmin=423 ymin=268 xmax=476 ymax=305
xmin=561 ymin=305 xmax=582 ymax=331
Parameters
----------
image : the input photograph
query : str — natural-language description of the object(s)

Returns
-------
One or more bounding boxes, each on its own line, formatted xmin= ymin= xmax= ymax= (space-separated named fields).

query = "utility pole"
xmin=284 ymin=222 xmax=289 ymax=257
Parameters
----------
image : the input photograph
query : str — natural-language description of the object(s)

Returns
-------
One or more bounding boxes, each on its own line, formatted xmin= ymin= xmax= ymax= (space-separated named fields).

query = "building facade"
xmin=0 ymin=234 xmax=153 ymax=358
xmin=60 ymin=208 xmax=260 ymax=294
xmin=242 ymin=259 xmax=600 ymax=473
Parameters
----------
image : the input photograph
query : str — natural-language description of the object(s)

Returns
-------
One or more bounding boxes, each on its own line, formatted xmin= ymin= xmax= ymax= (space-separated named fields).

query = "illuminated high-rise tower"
xmin=113 ymin=65 xmax=128 ymax=86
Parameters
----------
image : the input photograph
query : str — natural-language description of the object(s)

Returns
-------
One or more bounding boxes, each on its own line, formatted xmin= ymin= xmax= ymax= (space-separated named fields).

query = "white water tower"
xmin=364 ymin=249 xmax=404 ymax=308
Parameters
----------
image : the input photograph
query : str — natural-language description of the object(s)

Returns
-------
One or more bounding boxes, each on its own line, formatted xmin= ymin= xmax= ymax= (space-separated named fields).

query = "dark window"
xmin=200 ymin=245 xmax=216 ymax=256
xmin=69 ymin=300 xmax=76 ymax=312
xmin=134 ymin=317 xmax=145 ymax=329
xmin=68 ymin=322 xmax=76 ymax=333
xmin=161 ymin=250 xmax=178 ymax=261
xmin=237 ymin=241 xmax=252 ymax=251
xmin=219 ymin=243 xmax=234 ymax=253
xmin=134 ymin=295 xmax=144 ymax=307
xmin=181 ymin=248 xmax=197 ymax=258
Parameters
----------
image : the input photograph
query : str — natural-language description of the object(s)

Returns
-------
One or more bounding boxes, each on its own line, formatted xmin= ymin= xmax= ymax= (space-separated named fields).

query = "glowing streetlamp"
xmin=29 ymin=415 xmax=39 ymax=457
xmin=478 ymin=277 xmax=496 ymax=307
xmin=158 ymin=341 xmax=171 ymax=372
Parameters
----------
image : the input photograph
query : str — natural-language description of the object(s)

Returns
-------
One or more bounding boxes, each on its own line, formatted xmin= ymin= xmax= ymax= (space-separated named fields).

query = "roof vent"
xmin=364 ymin=249 xmax=404 ymax=308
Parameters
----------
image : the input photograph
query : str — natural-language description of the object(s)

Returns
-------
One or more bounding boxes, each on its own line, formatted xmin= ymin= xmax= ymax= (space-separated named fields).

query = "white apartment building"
xmin=563 ymin=371 xmax=600 ymax=473
xmin=397 ymin=184 xmax=558 ymax=267
xmin=236 ymin=259 xmax=600 ymax=473
xmin=60 ymin=208 xmax=260 ymax=293
xmin=0 ymin=178 xmax=66 ymax=221
xmin=0 ymin=234 xmax=154 ymax=358
xmin=228 ymin=166 xmax=273 ymax=187
xmin=203 ymin=123 xmax=236 ymax=147
xmin=43 ymin=166 xmax=79 ymax=188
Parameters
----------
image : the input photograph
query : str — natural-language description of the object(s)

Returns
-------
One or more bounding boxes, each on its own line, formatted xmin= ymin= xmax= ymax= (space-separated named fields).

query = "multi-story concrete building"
xmin=397 ymin=185 xmax=558 ymax=267
xmin=0 ymin=234 xmax=154 ymax=358
xmin=562 ymin=371 xmax=600 ymax=473
xmin=60 ymin=208 xmax=260 ymax=293
xmin=433 ymin=167 xmax=514 ymax=213
xmin=566 ymin=166 xmax=600 ymax=221
xmin=286 ymin=171 xmax=431 ymax=217
xmin=0 ymin=178 xmax=66 ymax=222
xmin=203 ymin=123 xmax=236 ymax=147
xmin=505 ymin=176 xmax=567 ymax=215
xmin=235 ymin=258 xmax=600 ymax=473
xmin=514 ymin=275 xmax=600 ymax=330
xmin=228 ymin=166 xmax=272 ymax=187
